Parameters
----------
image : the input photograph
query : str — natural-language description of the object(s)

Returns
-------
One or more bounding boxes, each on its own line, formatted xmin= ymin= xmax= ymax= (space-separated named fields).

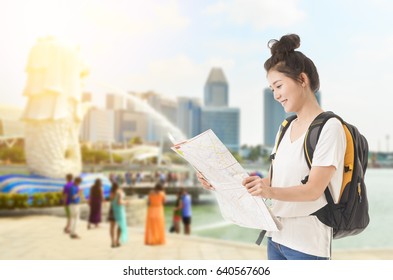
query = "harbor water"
xmin=164 ymin=168 xmax=393 ymax=250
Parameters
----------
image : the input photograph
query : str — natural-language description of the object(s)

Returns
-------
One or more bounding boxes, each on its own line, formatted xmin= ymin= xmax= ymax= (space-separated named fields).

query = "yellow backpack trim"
xmin=340 ymin=124 xmax=354 ymax=201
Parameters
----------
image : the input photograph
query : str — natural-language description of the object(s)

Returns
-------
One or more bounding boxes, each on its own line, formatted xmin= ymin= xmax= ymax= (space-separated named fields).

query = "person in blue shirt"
xmin=62 ymin=173 xmax=73 ymax=234
xmin=69 ymin=177 xmax=82 ymax=239
xmin=179 ymin=188 xmax=192 ymax=235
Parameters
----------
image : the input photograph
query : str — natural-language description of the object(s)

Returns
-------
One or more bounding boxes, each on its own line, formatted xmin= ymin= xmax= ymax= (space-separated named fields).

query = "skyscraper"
xmin=204 ymin=68 xmax=229 ymax=107
xmin=177 ymin=97 xmax=201 ymax=138
xmin=106 ymin=93 xmax=124 ymax=110
xmin=114 ymin=110 xmax=148 ymax=143
xmin=80 ymin=108 xmax=115 ymax=143
xmin=142 ymin=91 xmax=178 ymax=143
xmin=201 ymin=68 xmax=240 ymax=152
xmin=201 ymin=107 xmax=240 ymax=152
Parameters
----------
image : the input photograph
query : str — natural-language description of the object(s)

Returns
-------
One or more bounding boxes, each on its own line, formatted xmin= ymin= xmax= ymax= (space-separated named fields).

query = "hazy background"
xmin=0 ymin=0 xmax=392 ymax=150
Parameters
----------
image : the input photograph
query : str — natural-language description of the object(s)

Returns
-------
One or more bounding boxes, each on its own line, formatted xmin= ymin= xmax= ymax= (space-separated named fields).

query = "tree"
xmin=231 ymin=151 xmax=243 ymax=164
xmin=248 ymin=145 xmax=261 ymax=161
xmin=0 ymin=145 xmax=25 ymax=163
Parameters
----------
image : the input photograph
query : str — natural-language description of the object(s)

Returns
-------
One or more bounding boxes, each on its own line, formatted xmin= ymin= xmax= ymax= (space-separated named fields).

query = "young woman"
xmin=87 ymin=178 xmax=104 ymax=229
xmin=109 ymin=182 xmax=128 ymax=247
xmin=145 ymin=183 xmax=166 ymax=245
xmin=198 ymin=34 xmax=346 ymax=260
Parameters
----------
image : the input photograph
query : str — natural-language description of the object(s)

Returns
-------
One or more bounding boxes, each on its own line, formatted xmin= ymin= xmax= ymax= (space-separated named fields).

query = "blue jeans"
xmin=267 ymin=237 xmax=329 ymax=260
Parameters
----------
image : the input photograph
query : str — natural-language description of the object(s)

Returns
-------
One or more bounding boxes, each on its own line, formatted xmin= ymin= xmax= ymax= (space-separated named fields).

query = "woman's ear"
xmin=299 ymin=73 xmax=309 ymax=87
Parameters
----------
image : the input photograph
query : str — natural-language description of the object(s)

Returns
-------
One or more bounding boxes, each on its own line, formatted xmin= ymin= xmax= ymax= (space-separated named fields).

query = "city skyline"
xmin=0 ymin=0 xmax=392 ymax=151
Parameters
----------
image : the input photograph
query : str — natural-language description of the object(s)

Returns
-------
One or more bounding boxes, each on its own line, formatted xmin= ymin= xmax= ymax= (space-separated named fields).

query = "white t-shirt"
xmin=267 ymin=117 xmax=346 ymax=258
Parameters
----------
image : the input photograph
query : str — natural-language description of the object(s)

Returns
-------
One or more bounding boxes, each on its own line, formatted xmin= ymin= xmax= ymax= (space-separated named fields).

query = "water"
xmin=164 ymin=169 xmax=393 ymax=250
xmin=96 ymin=82 xmax=186 ymax=142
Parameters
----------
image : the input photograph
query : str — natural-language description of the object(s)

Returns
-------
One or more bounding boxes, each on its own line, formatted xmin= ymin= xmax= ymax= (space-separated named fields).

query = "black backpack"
xmin=271 ymin=111 xmax=370 ymax=239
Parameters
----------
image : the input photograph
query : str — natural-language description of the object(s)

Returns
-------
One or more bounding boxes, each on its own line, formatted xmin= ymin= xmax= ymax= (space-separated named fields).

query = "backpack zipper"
xmin=358 ymin=182 xmax=362 ymax=203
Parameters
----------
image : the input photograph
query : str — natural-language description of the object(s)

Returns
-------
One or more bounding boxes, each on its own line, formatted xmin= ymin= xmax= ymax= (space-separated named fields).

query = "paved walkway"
xmin=1 ymin=215 xmax=392 ymax=260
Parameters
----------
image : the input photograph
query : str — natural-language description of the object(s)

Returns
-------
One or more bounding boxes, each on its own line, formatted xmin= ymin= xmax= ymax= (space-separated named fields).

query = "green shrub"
xmin=0 ymin=193 xmax=9 ymax=209
xmin=44 ymin=192 xmax=62 ymax=206
xmin=0 ymin=191 xmax=67 ymax=209
xmin=32 ymin=193 xmax=46 ymax=208
xmin=14 ymin=194 xmax=29 ymax=209
xmin=0 ymin=193 xmax=17 ymax=209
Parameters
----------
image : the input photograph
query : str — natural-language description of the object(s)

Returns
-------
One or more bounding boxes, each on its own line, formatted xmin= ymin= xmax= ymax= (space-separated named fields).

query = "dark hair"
xmin=180 ymin=187 xmax=187 ymax=194
xmin=110 ymin=182 xmax=119 ymax=194
xmin=66 ymin=173 xmax=73 ymax=182
xmin=91 ymin=178 xmax=102 ymax=197
xmin=74 ymin=177 xmax=82 ymax=184
xmin=264 ymin=34 xmax=320 ymax=93
xmin=154 ymin=183 xmax=163 ymax=191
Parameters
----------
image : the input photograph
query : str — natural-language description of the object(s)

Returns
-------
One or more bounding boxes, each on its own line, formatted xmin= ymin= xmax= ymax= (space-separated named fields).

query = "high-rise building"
xmin=80 ymin=108 xmax=115 ymax=143
xmin=263 ymin=88 xmax=322 ymax=147
xmin=106 ymin=93 xmax=124 ymax=110
xmin=200 ymin=68 xmax=240 ymax=152
xmin=140 ymin=91 xmax=178 ymax=143
xmin=201 ymin=107 xmax=240 ymax=152
xmin=114 ymin=110 xmax=148 ymax=143
xmin=204 ymin=68 xmax=229 ymax=107
xmin=139 ymin=91 xmax=177 ymax=125
xmin=177 ymin=97 xmax=201 ymax=138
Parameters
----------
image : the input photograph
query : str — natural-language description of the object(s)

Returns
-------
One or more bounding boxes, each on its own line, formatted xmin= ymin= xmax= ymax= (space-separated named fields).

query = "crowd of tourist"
xmin=62 ymin=171 xmax=193 ymax=248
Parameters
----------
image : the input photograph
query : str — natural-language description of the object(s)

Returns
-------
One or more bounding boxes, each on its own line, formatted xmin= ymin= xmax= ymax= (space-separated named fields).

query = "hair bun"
xmin=268 ymin=34 xmax=300 ymax=56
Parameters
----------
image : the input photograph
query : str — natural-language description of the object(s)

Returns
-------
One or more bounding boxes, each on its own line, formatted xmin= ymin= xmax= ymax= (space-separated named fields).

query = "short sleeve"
xmin=312 ymin=118 xmax=346 ymax=168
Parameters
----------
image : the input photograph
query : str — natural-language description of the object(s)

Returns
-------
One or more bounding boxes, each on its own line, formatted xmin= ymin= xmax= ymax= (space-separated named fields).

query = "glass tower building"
xmin=201 ymin=68 xmax=240 ymax=152
xmin=204 ymin=68 xmax=229 ymax=107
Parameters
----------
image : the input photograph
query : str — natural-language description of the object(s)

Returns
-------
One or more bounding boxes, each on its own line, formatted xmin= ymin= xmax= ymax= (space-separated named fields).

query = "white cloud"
xmin=205 ymin=0 xmax=305 ymax=30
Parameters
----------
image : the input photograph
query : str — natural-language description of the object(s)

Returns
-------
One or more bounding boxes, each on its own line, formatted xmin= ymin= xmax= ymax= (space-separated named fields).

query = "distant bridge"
xmin=123 ymin=183 xmax=209 ymax=202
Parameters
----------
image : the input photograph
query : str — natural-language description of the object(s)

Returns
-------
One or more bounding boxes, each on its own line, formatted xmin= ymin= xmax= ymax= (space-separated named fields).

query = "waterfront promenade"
xmin=1 ymin=215 xmax=392 ymax=260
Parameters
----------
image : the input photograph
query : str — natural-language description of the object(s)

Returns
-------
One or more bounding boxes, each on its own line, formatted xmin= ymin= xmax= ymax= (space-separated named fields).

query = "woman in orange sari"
xmin=144 ymin=183 xmax=166 ymax=245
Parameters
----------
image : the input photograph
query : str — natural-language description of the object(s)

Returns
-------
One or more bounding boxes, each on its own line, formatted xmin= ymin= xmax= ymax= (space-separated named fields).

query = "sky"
xmin=0 ymin=0 xmax=392 ymax=151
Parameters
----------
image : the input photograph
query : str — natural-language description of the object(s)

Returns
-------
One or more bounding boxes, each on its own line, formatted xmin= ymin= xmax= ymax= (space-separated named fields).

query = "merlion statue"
xmin=22 ymin=37 xmax=89 ymax=178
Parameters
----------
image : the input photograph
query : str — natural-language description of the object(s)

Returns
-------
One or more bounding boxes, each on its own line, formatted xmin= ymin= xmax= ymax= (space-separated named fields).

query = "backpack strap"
xmin=303 ymin=111 xmax=338 ymax=168
xmin=302 ymin=111 xmax=342 ymax=204
xmin=270 ymin=114 xmax=297 ymax=161
xmin=269 ymin=114 xmax=297 ymax=184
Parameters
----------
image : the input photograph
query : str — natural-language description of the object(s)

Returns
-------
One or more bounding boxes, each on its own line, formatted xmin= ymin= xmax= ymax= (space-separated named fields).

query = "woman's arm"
xmin=63 ymin=191 xmax=68 ymax=205
xmin=246 ymin=118 xmax=345 ymax=202
xmin=77 ymin=188 xmax=82 ymax=200
xmin=243 ymin=165 xmax=336 ymax=202
xmin=117 ymin=190 xmax=127 ymax=205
